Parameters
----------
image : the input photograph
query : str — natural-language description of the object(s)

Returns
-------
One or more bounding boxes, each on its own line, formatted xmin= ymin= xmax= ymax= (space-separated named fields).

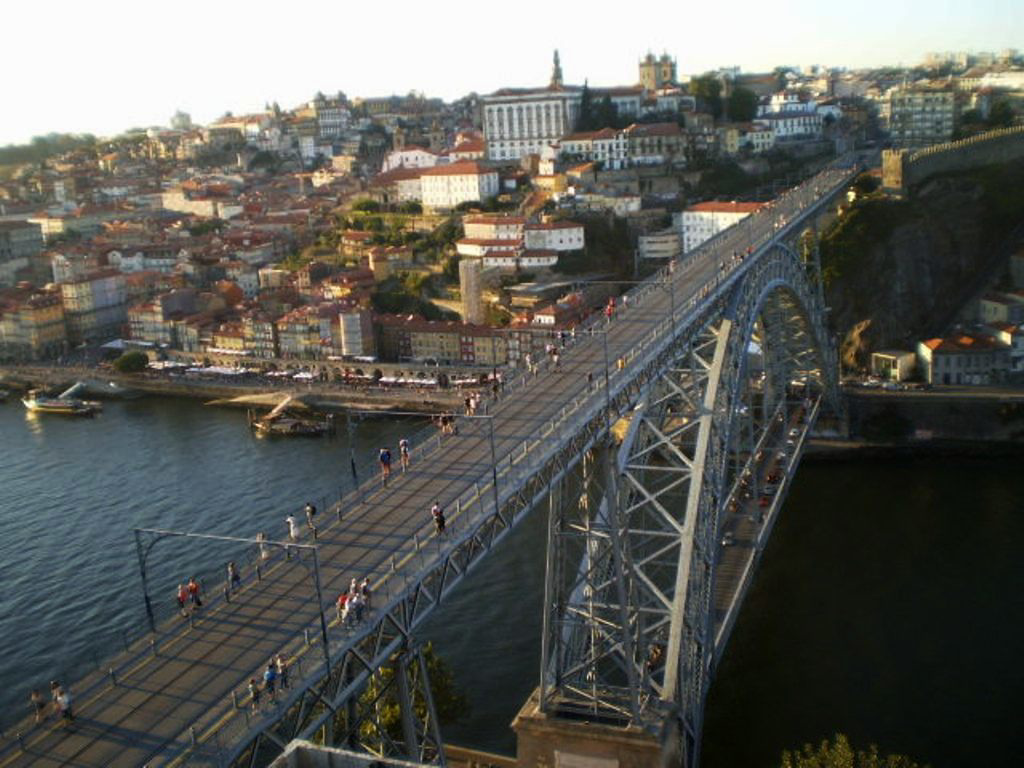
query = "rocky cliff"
xmin=821 ymin=160 xmax=1024 ymax=368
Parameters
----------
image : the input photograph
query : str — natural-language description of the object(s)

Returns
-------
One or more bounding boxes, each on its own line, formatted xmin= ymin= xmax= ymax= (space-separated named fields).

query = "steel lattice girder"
xmin=537 ymin=243 xmax=840 ymax=764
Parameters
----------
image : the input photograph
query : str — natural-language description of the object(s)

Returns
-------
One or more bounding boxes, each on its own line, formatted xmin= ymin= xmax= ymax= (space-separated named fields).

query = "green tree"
xmin=187 ymin=218 xmax=225 ymax=237
xmin=851 ymin=172 xmax=881 ymax=196
xmin=987 ymin=99 xmax=1015 ymax=128
xmin=397 ymin=200 xmax=423 ymax=214
xmin=690 ymin=75 xmax=723 ymax=120
xmin=352 ymin=198 xmax=382 ymax=213
xmin=442 ymin=255 xmax=460 ymax=281
xmin=112 ymin=351 xmax=149 ymax=373
xmin=959 ymin=108 xmax=984 ymax=126
xmin=354 ymin=643 xmax=469 ymax=747
xmin=0 ymin=132 xmax=97 ymax=167
xmin=780 ymin=733 xmax=930 ymax=768
xmin=576 ymin=81 xmax=595 ymax=131
xmin=726 ymin=87 xmax=759 ymax=122
xmin=596 ymin=95 xmax=620 ymax=129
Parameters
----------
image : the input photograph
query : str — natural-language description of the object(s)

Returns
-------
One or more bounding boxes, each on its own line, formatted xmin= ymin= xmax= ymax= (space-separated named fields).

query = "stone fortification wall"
xmin=882 ymin=125 xmax=1024 ymax=193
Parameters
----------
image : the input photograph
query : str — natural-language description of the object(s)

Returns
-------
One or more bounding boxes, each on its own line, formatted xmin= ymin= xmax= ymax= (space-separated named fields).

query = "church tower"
xmin=550 ymin=50 xmax=564 ymax=89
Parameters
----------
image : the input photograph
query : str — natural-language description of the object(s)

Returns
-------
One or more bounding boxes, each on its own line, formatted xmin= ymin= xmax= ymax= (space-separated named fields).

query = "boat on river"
xmin=22 ymin=383 xmax=102 ymax=416
xmin=248 ymin=395 xmax=333 ymax=437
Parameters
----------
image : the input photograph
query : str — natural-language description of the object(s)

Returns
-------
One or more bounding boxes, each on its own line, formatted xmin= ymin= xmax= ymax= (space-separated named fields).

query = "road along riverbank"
xmin=0 ymin=364 xmax=464 ymax=414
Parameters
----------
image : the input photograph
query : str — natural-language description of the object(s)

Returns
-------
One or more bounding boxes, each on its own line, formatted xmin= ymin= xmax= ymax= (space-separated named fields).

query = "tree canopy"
xmin=113 ymin=351 xmax=149 ymax=373
xmin=0 ymin=133 xmax=97 ymax=167
xmin=690 ymin=75 xmax=724 ymax=120
xmin=780 ymin=733 xmax=930 ymax=768
xmin=727 ymin=87 xmax=759 ymax=122
xmin=352 ymin=198 xmax=382 ymax=213
xmin=354 ymin=643 xmax=469 ymax=748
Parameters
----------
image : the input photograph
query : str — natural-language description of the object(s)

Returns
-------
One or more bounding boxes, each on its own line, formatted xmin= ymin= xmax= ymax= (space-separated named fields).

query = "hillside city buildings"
xmin=2 ymin=47 xmax=1023 ymax=381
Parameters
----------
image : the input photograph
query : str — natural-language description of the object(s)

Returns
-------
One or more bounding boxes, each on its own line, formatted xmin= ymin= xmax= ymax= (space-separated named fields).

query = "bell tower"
xmin=550 ymin=49 xmax=564 ymax=89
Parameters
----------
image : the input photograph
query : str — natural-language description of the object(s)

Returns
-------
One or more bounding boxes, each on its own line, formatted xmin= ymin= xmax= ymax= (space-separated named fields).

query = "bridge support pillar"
xmin=513 ymin=688 xmax=682 ymax=768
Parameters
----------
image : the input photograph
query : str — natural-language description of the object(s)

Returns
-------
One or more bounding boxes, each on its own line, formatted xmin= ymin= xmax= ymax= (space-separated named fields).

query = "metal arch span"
xmin=539 ymin=240 xmax=840 ymax=766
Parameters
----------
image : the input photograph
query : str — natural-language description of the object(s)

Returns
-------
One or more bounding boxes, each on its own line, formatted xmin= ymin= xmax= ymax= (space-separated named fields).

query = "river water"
xmin=0 ymin=398 xmax=1020 ymax=766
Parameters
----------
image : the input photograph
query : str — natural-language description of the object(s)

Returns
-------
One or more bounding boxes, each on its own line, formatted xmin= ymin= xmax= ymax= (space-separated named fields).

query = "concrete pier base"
xmin=512 ymin=689 xmax=681 ymax=768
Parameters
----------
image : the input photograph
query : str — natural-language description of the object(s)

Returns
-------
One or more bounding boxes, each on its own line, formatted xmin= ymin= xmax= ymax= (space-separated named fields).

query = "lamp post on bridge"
xmin=132 ymin=528 xmax=333 ymax=670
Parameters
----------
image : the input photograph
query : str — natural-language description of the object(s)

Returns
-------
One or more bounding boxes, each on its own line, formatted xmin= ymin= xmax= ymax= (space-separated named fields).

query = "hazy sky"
xmin=2 ymin=0 xmax=1020 ymax=145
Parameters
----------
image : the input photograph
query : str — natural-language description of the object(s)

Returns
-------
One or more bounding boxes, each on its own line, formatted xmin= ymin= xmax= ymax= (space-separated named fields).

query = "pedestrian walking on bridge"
xmin=248 ymin=678 xmax=261 ymax=713
xmin=228 ymin=562 xmax=241 ymax=593
xmin=263 ymin=662 xmax=277 ymax=702
xmin=285 ymin=514 xmax=300 ymax=543
xmin=305 ymin=501 xmax=317 ymax=538
xmin=379 ymin=447 xmax=392 ymax=485
xmin=276 ymin=654 xmax=289 ymax=690
xmin=56 ymin=687 xmax=73 ymax=725
xmin=360 ymin=577 xmax=372 ymax=610
xmin=30 ymin=689 xmax=46 ymax=724
xmin=432 ymin=501 xmax=445 ymax=535
xmin=177 ymin=583 xmax=189 ymax=616
xmin=399 ymin=437 xmax=410 ymax=471
xmin=336 ymin=592 xmax=348 ymax=623
xmin=187 ymin=576 xmax=202 ymax=608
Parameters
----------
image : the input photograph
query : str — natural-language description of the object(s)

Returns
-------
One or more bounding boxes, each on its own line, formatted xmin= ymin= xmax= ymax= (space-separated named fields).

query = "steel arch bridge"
xmin=189 ymin=165 xmax=854 ymax=768
xmin=0 ymin=163 xmax=858 ymax=768
xmin=538 ymin=240 xmax=841 ymax=767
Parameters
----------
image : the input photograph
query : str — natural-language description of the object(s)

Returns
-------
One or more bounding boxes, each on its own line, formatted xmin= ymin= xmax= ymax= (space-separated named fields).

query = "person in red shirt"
xmin=336 ymin=592 xmax=348 ymax=623
xmin=177 ymin=583 xmax=189 ymax=617
xmin=187 ymin=577 xmax=202 ymax=608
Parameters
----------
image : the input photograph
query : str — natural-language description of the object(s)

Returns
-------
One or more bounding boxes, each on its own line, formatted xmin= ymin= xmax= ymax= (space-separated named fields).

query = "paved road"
xmin=0 ymin=164 xmax=856 ymax=768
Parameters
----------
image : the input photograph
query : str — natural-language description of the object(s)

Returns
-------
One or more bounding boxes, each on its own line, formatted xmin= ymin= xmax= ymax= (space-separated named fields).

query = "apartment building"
xmin=59 ymin=269 xmax=127 ymax=344
xmin=677 ymin=201 xmax=766 ymax=253
xmin=0 ymin=287 xmax=67 ymax=360
xmin=887 ymin=86 xmax=958 ymax=148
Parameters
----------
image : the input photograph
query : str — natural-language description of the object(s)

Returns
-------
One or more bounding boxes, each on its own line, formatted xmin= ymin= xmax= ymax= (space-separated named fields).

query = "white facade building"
xmin=381 ymin=147 xmax=440 ymax=173
xmin=560 ymin=128 xmax=629 ymax=169
xmin=483 ymin=87 xmax=581 ymax=161
xmin=420 ymin=162 xmax=499 ymax=210
xmin=754 ymin=112 xmax=823 ymax=140
xmin=372 ymin=166 xmax=424 ymax=203
xmin=464 ymin=215 xmax=526 ymax=242
xmin=677 ymin=202 xmax=765 ymax=253
xmin=524 ymin=220 xmax=585 ymax=251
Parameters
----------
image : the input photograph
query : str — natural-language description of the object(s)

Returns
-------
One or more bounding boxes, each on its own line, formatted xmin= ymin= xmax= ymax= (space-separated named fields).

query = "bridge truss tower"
xmin=538 ymin=241 xmax=841 ymax=766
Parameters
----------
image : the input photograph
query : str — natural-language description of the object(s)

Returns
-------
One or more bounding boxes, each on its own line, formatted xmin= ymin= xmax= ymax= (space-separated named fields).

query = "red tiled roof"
xmin=457 ymin=238 xmax=522 ymax=247
xmin=625 ymin=122 xmax=682 ymax=138
xmin=564 ymin=128 xmax=620 ymax=141
xmin=526 ymin=220 xmax=582 ymax=231
xmin=451 ymin=140 xmax=486 ymax=153
xmin=464 ymin=215 xmax=526 ymax=226
xmin=375 ymin=313 xmax=499 ymax=336
xmin=421 ymin=161 xmax=495 ymax=177
xmin=924 ymin=334 xmax=1004 ymax=353
xmin=373 ymin=166 xmax=424 ymax=185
